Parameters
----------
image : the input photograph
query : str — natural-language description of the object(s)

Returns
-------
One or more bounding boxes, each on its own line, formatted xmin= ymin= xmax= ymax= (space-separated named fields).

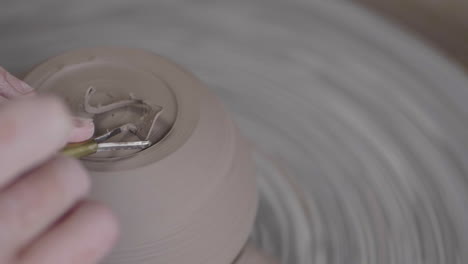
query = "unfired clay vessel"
xmin=23 ymin=47 xmax=259 ymax=264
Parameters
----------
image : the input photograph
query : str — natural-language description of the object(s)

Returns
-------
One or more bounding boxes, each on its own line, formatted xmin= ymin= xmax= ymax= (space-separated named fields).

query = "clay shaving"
xmin=140 ymin=105 xmax=163 ymax=140
xmin=84 ymin=86 xmax=146 ymax=114
xmin=84 ymin=86 xmax=163 ymax=141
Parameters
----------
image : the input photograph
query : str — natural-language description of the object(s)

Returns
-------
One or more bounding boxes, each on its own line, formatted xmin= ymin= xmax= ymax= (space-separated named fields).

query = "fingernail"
xmin=69 ymin=117 xmax=95 ymax=142
xmin=73 ymin=117 xmax=94 ymax=128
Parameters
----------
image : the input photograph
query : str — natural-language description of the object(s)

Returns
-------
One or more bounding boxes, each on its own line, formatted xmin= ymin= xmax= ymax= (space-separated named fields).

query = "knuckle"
xmin=42 ymin=96 xmax=73 ymax=141
xmin=52 ymin=156 xmax=91 ymax=198
xmin=0 ymin=157 xmax=89 ymax=228
xmin=65 ymin=202 xmax=119 ymax=264
xmin=0 ymin=157 xmax=91 ymax=242
xmin=83 ymin=201 xmax=119 ymax=243
xmin=42 ymin=96 xmax=70 ymax=121
xmin=0 ymin=178 xmax=43 ymax=235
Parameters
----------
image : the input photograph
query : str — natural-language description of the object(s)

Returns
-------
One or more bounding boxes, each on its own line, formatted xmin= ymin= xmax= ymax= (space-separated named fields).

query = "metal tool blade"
xmin=94 ymin=124 xmax=138 ymax=143
xmin=96 ymin=141 xmax=152 ymax=152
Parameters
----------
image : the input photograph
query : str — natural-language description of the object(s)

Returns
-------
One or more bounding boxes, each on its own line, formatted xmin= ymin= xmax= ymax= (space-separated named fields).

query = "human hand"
xmin=0 ymin=68 xmax=119 ymax=264
xmin=0 ymin=67 xmax=94 ymax=142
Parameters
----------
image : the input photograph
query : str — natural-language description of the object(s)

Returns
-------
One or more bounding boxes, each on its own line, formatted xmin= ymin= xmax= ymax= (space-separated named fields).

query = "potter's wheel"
xmin=2 ymin=0 xmax=468 ymax=263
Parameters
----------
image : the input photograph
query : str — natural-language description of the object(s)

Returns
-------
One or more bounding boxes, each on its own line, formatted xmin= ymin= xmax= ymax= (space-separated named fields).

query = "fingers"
xmin=69 ymin=118 xmax=95 ymax=143
xmin=0 ymin=102 xmax=94 ymax=143
xmin=0 ymin=156 xmax=90 ymax=252
xmin=0 ymin=66 xmax=94 ymax=142
xmin=0 ymin=97 xmax=72 ymax=188
xmin=0 ymin=67 xmax=35 ymax=99
xmin=17 ymin=201 xmax=119 ymax=264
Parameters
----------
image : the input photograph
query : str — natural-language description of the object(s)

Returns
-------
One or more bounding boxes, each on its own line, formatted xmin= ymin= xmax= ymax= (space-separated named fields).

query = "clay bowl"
xmin=23 ymin=47 xmax=258 ymax=264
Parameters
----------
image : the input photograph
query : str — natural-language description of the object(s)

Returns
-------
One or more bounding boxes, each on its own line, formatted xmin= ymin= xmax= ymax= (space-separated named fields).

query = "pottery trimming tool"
xmin=61 ymin=125 xmax=152 ymax=158
xmin=62 ymin=141 xmax=151 ymax=158
xmin=62 ymin=85 xmax=164 ymax=158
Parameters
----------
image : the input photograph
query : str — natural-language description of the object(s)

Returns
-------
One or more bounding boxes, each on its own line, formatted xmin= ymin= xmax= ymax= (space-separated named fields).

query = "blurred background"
xmin=355 ymin=0 xmax=468 ymax=69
